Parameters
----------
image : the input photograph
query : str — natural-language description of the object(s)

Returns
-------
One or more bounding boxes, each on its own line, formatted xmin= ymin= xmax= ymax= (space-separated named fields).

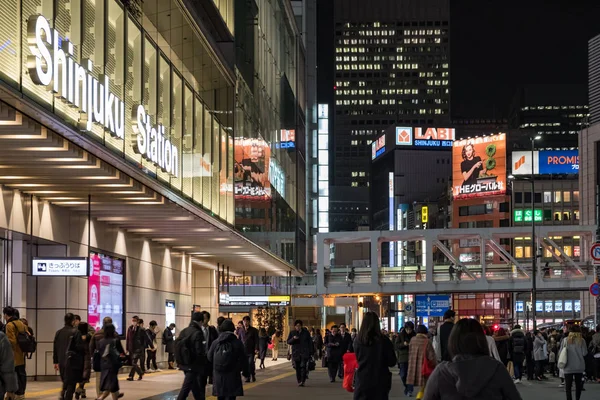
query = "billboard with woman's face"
xmin=452 ymin=133 xmax=507 ymax=199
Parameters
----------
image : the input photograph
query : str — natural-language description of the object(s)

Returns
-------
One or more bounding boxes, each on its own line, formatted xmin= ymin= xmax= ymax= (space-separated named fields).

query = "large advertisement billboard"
xmin=88 ymin=252 xmax=124 ymax=334
xmin=452 ymin=134 xmax=507 ymax=199
xmin=234 ymin=138 xmax=271 ymax=200
xmin=512 ymin=150 xmax=579 ymax=175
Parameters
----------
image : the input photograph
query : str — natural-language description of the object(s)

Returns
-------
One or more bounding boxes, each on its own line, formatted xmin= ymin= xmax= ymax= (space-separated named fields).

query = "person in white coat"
xmin=483 ymin=325 xmax=501 ymax=362
xmin=533 ymin=330 xmax=548 ymax=381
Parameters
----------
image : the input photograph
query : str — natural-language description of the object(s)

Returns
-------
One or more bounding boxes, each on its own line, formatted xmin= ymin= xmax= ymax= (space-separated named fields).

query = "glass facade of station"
xmin=0 ymin=0 xmax=234 ymax=224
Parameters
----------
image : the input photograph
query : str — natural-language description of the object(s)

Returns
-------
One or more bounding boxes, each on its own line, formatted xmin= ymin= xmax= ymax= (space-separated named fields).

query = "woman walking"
xmin=258 ymin=328 xmax=270 ymax=369
xmin=559 ymin=325 xmax=588 ymax=400
xmin=423 ymin=318 xmax=521 ymax=400
xmin=407 ymin=325 xmax=436 ymax=396
xmin=533 ymin=330 xmax=548 ymax=381
xmin=353 ymin=312 xmax=397 ymax=400
xmin=97 ymin=324 xmax=124 ymax=400
xmin=271 ymin=331 xmax=282 ymax=361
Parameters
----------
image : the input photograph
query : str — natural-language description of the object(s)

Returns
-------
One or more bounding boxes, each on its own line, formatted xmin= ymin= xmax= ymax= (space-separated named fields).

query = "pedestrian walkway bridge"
xmin=227 ymin=226 xmax=598 ymax=297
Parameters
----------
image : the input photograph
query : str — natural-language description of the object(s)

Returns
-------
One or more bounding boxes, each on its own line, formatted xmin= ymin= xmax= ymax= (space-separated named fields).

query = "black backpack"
xmin=512 ymin=336 xmax=525 ymax=354
xmin=175 ymin=328 xmax=194 ymax=366
xmin=213 ymin=340 xmax=236 ymax=372
xmin=11 ymin=322 xmax=36 ymax=357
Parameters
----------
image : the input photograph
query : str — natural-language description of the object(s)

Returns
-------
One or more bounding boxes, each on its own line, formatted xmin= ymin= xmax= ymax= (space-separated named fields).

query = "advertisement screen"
xmin=88 ymin=252 xmax=124 ymax=334
xmin=233 ymin=138 xmax=271 ymax=200
xmin=512 ymin=150 xmax=579 ymax=175
xmin=452 ymin=134 xmax=507 ymax=199
xmin=165 ymin=300 xmax=176 ymax=328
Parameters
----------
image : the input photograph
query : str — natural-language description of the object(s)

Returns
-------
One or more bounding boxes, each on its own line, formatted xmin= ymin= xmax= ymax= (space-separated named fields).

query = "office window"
xmin=564 ymin=246 xmax=572 ymax=257
xmin=524 ymin=192 xmax=532 ymax=203
xmin=544 ymin=209 xmax=552 ymax=221
xmin=515 ymin=192 xmax=523 ymax=203
xmin=499 ymin=202 xmax=509 ymax=212
xmin=543 ymin=192 xmax=552 ymax=203
xmin=573 ymin=191 xmax=580 ymax=202
xmin=500 ymin=219 xmax=510 ymax=227
xmin=554 ymin=212 xmax=562 ymax=221
xmin=534 ymin=193 xmax=542 ymax=203
xmin=574 ymin=210 xmax=579 ymax=220
xmin=515 ymin=246 xmax=524 ymax=258
xmin=554 ymin=191 xmax=562 ymax=203
xmin=563 ymin=191 xmax=571 ymax=202
xmin=563 ymin=211 xmax=571 ymax=221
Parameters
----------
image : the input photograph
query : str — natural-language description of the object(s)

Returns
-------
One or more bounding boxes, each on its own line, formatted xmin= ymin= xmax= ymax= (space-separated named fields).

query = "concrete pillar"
xmin=424 ymin=238 xmax=434 ymax=282
xmin=370 ymin=234 xmax=380 ymax=286
xmin=317 ymin=235 xmax=327 ymax=291
xmin=192 ymin=269 xmax=218 ymax=319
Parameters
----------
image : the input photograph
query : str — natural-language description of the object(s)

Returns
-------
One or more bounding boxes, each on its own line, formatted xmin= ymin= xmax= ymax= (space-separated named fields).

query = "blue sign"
xmin=275 ymin=141 xmax=295 ymax=149
xmin=416 ymin=295 xmax=450 ymax=317
xmin=414 ymin=140 xmax=453 ymax=148
xmin=538 ymin=150 xmax=578 ymax=174
xmin=515 ymin=301 xmax=524 ymax=312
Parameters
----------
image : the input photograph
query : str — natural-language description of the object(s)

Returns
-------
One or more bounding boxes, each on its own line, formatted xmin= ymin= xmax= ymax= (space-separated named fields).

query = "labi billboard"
xmin=452 ymin=134 xmax=507 ymax=199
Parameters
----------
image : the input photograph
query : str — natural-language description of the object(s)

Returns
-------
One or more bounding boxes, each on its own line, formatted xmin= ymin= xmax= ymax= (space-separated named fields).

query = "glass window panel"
xmin=105 ymin=0 xmax=125 ymax=154
xmin=318 ymin=134 xmax=329 ymax=150
xmin=0 ymin=0 xmax=20 ymax=86
xmin=515 ymin=246 xmax=523 ymax=258
xmin=220 ymin=127 xmax=227 ymax=218
xmin=318 ymin=212 xmax=329 ymax=228
xmin=563 ymin=191 xmax=571 ymax=203
xmin=318 ymin=181 xmax=329 ymax=196
xmin=192 ymin=98 xmax=204 ymax=204
xmin=202 ymin=108 xmax=212 ymax=209
xmin=169 ymin=71 xmax=183 ymax=191
xmin=554 ymin=191 xmax=561 ymax=203
xmin=182 ymin=84 xmax=194 ymax=197
xmin=227 ymin=133 xmax=234 ymax=224
xmin=318 ymin=166 xmax=329 ymax=181
xmin=141 ymin=36 xmax=157 ymax=175
xmin=318 ymin=150 xmax=329 ymax=164
xmin=543 ymin=191 xmax=552 ymax=203
xmin=318 ymin=197 xmax=329 ymax=212
xmin=573 ymin=191 xmax=580 ymax=202
xmin=124 ymin=16 xmax=142 ymax=164
xmin=212 ymin=117 xmax=220 ymax=214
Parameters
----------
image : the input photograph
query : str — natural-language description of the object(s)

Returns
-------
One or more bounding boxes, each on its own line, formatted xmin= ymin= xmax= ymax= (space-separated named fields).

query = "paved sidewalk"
xmin=25 ymin=358 xmax=289 ymax=399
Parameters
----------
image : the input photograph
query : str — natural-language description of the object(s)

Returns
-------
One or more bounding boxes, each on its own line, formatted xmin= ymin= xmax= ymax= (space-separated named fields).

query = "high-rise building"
xmin=325 ymin=0 xmax=451 ymax=231
xmin=509 ymin=85 xmax=588 ymax=149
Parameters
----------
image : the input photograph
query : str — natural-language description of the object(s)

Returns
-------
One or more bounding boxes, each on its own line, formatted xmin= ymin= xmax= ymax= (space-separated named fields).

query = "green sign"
xmin=514 ymin=210 xmax=523 ymax=222
xmin=514 ymin=209 xmax=542 ymax=222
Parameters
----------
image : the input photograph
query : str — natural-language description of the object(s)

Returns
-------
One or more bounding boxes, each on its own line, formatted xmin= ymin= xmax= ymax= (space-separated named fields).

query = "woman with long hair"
xmin=353 ymin=312 xmax=396 ymax=400
xmin=258 ymin=328 xmax=270 ymax=369
xmin=407 ymin=325 xmax=436 ymax=396
xmin=97 ymin=324 xmax=125 ymax=400
xmin=423 ymin=318 xmax=521 ymax=400
xmin=271 ymin=330 xmax=282 ymax=361
xmin=559 ymin=325 xmax=588 ymax=400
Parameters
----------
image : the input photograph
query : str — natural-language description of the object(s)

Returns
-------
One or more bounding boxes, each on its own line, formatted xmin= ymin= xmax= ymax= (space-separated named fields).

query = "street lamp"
xmin=530 ymin=135 xmax=541 ymax=331
xmin=509 ymin=135 xmax=541 ymax=330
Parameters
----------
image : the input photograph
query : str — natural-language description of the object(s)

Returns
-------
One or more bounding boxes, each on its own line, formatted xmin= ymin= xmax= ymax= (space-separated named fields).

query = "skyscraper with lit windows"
xmin=325 ymin=0 xmax=450 ymax=231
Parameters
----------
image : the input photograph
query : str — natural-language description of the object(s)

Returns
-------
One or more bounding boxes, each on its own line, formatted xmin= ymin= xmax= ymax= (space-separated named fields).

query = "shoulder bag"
xmin=557 ymin=339 xmax=568 ymax=370
xmin=421 ymin=339 xmax=435 ymax=378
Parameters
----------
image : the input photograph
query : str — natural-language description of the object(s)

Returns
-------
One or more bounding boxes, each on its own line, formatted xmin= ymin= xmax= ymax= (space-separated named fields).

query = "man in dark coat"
xmin=395 ymin=321 xmax=416 ymax=395
xmin=163 ymin=323 xmax=176 ymax=369
xmin=176 ymin=312 xmax=207 ymax=400
xmin=240 ymin=316 xmax=259 ymax=383
xmin=337 ymin=323 xmax=354 ymax=379
xmin=202 ymin=312 xmax=219 ymax=385
xmin=324 ymin=325 xmax=343 ymax=383
xmin=435 ymin=309 xmax=455 ymax=362
xmin=127 ymin=319 xmax=149 ymax=381
xmin=287 ymin=319 xmax=314 ymax=386
xmin=53 ymin=313 xmax=84 ymax=400
xmin=207 ymin=319 xmax=248 ymax=400
xmin=509 ymin=325 xmax=526 ymax=383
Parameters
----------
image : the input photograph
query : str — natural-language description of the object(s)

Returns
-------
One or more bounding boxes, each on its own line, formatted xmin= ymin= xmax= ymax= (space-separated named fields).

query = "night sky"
xmin=451 ymin=0 xmax=600 ymax=118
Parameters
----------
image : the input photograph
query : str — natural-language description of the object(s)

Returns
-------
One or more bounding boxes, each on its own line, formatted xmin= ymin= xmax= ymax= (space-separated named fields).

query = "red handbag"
xmin=421 ymin=339 xmax=435 ymax=378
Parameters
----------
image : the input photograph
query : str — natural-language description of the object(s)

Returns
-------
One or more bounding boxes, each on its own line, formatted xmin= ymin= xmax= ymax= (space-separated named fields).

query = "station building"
xmin=0 ymin=0 xmax=302 ymax=378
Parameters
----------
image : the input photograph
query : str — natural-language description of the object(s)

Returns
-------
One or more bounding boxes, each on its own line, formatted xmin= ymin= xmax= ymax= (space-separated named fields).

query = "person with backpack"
xmin=53 ymin=313 xmax=85 ymax=400
xmin=175 ymin=312 xmax=207 ymax=400
xmin=202 ymin=312 xmax=219 ymax=385
xmin=207 ymin=319 xmax=248 ymax=400
xmin=163 ymin=323 xmax=176 ymax=369
xmin=509 ymin=324 xmax=526 ymax=383
xmin=97 ymin=324 xmax=125 ymax=400
xmin=3 ymin=306 xmax=30 ymax=399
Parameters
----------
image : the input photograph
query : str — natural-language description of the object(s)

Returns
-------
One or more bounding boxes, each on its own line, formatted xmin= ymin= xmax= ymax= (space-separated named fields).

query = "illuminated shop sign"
xmin=28 ymin=15 xmax=125 ymax=138
xmin=372 ymin=135 xmax=386 ymax=160
xmin=275 ymin=129 xmax=295 ymax=149
xmin=396 ymin=127 xmax=454 ymax=148
xmin=28 ymin=15 xmax=180 ymax=178
xmin=512 ymin=150 xmax=579 ymax=175
xmin=219 ymin=294 xmax=290 ymax=306
xmin=514 ymin=209 xmax=543 ymax=222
